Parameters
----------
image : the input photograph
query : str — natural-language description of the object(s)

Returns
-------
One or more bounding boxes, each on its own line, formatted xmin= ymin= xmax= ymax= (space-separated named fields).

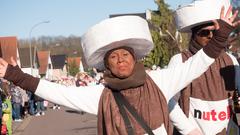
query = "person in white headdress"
xmin=168 ymin=0 xmax=240 ymax=135
xmin=0 ymin=11 xmax=237 ymax=134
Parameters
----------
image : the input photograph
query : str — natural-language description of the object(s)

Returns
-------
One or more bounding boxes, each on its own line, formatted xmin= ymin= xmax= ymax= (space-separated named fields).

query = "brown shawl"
xmin=97 ymin=62 xmax=172 ymax=135
xmin=177 ymin=40 xmax=235 ymax=135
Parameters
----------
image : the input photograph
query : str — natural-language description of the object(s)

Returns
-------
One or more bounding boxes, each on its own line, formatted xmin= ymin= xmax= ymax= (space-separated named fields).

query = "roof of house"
xmin=37 ymin=51 xmax=50 ymax=75
xmin=50 ymin=54 xmax=66 ymax=69
xmin=18 ymin=47 xmax=36 ymax=68
xmin=67 ymin=57 xmax=81 ymax=67
xmin=0 ymin=36 xmax=18 ymax=63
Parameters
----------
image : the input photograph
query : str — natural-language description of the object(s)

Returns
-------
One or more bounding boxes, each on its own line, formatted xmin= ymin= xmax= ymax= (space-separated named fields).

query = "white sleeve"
xmin=167 ymin=53 xmax=198 ymax=134
xmin=35 ymin=80 xmax=104 ymax=115
xmin=148 ymin=49 xmax=214 ymax=101
xmin=167 ymin=54 xmax=182 ymax=68
xmin=168 ymin=98 xmax=197 ymax=135
xmin=227 ymin=53 xmax=239 ymax=66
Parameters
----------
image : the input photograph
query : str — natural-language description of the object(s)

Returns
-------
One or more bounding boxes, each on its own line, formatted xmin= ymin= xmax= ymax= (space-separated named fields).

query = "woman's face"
xmin=107 ymin=48 xmax=135 ymax=78
xmin=193 ymin=25 xmax=214 ymax=46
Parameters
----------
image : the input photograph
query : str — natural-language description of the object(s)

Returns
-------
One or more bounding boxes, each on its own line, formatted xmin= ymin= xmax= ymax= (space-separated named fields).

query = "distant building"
xmin=18 ymin=47 xmax=41 ymax=75
xmin=0 ymin=36 xmax=41 ymax=76
xmin=67 ymin=56 xmax=84 ymax=73
xmin=50 ymin=54 xmax=67 ymax=80
xmin=0 ymin=36 xmax=20 ymax=66
xmin=37 ymin=51 xmax=53 ymax=79
xmin=18 ymin=47 xmax=33 ymax=68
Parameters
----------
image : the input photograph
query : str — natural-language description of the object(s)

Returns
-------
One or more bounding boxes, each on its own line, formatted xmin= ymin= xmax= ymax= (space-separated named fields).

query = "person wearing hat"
xmin=0 ymin=10 xmax=237 ymax=134
xmin=168 ymin=0 xmax=240 ymax=135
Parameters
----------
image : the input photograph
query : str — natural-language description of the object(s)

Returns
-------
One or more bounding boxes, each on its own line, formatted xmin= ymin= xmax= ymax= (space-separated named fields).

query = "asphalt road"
xmin=13 ymin=104 xmax=97 ymax=135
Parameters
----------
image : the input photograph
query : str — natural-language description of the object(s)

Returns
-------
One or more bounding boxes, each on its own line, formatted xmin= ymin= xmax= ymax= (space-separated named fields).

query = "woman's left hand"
xmin=208 ymin=5 xmax=240 ymax=31
xmin=220 ymin=5 xmax=240 ymax=27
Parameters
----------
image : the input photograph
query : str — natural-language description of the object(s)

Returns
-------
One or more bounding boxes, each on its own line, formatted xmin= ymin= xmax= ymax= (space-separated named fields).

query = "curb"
xmin=13 ymin=116 xmax=33 ymax=135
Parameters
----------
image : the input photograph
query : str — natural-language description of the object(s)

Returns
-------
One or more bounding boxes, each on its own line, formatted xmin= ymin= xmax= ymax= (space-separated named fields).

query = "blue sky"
xmin=0 ymin=0 xmax=191 ymax=39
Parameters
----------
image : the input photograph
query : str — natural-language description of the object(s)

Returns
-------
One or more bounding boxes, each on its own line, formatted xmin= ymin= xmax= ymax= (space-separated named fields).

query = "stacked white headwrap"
xmin=174 ymin=0 xmax=230 ymax=33
xmin=81 ymin=16 xmax=154 ymax=70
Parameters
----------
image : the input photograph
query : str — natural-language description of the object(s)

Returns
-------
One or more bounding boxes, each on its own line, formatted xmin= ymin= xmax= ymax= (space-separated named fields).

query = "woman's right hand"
xmin=0 ymin=57 xmax=17 ymax=78
xmin=0 ymin=58 xmax=9 ymax=78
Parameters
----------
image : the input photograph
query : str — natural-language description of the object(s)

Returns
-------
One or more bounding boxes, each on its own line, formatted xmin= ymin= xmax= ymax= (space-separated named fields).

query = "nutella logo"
xmin=194 ymin=106 xmax=231 ymax=121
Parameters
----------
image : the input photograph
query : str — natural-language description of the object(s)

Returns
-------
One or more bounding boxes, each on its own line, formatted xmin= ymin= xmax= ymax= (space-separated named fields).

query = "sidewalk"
xmin=12 ymin=102 xmax=55 ymax=135
xmin=12 ymin=104 xmax=97 ymax=135
xmin=12 ymin=115 xmax=33 ymax=135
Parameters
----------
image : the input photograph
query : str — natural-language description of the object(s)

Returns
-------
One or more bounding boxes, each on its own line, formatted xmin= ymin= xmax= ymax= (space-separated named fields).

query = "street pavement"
xmin=12 ymin=104 xmax=97 ymax=135
xmin=11 ymin=104 xmax=240 ymax=135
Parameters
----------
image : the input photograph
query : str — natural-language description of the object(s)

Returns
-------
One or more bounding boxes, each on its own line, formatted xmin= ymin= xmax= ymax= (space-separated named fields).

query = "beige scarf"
xmin=97 ymin=62 xmax=172 ymax=135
